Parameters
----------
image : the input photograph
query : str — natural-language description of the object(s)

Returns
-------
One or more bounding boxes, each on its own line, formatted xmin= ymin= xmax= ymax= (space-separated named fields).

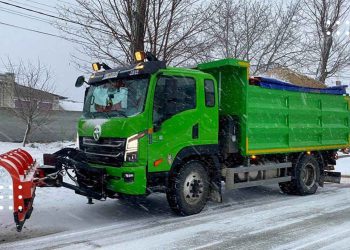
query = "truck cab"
xmin=76 ymin=53 xmax=221 ymax=214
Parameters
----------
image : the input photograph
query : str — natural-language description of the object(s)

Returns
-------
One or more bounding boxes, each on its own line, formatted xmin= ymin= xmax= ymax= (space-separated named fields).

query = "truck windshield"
xmin=83 ymin=76 xmax=149 ymax=118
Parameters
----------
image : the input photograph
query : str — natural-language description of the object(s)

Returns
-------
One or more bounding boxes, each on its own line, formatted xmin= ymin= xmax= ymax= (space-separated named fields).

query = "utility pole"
xmin=131 ymin=0 xmax=147 ymax=56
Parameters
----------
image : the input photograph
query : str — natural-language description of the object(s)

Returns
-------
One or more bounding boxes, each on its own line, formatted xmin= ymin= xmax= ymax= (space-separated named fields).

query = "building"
xmin=0 ymin=72 xmax=66 ymax=111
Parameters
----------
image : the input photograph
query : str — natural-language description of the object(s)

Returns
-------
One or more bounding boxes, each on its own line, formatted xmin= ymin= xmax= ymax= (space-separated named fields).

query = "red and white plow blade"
xmin=0 ymin=149 xmax=38 ymax=231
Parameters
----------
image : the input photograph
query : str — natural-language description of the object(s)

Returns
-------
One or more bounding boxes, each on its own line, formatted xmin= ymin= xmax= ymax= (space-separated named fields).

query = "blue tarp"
xmin=252 ymin=77 xmax=347 ymax=95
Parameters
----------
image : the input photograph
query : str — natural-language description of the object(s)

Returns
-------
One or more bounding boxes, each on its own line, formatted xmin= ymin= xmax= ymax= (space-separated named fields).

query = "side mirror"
xmin=84 ymin=87 xmax=90 ymax=104
xmin=75 ymin=76 xmax=86 ymax=88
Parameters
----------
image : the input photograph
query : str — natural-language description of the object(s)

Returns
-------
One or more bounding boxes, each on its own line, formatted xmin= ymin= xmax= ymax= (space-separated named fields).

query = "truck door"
xmin=148 ymin=74 xmax=200 ymax=173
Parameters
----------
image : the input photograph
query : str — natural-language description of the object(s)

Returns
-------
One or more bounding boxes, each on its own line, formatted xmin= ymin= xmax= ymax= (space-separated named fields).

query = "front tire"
xmin=166 ymin=160 xmax=209 ymax=215
xmin=279 ymin=154 xmax=320 ymax=195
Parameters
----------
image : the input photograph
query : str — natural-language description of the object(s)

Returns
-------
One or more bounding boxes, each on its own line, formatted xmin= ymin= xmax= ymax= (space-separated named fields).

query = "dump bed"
xmin=198 ymin=59 xmax=350 ymax=156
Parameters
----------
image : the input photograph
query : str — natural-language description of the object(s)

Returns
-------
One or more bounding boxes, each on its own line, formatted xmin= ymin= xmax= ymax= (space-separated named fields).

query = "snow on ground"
xmin=0 ymin=142 xmax=350 ymax=249
xmin=2 ymin=183 xmax=350 ymax=250
xmin=335 ymin=153 xmax=350 ymax=176
xmin=59 ymin=100 xmax=83 ymax=112
xmin=335 ymin=157 xmax=350 ymax=175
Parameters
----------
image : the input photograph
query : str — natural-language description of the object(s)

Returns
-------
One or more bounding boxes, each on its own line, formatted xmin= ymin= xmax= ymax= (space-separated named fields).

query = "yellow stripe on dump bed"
xmin=247 ymin=143 xmax=350 ymax=155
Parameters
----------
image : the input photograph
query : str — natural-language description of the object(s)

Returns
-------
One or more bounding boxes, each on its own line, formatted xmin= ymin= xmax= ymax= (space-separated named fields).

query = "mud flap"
xmin=209 ymin=182 xmax=222 ymax=203
xmin=209 ymin=156 xmax=222 ymax=203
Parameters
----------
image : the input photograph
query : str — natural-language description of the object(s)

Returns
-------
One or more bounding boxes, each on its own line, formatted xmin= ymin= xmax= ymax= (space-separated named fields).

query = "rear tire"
xmin=166 ymin=160 xmax=209 ymax=215
xmin=279 ymin=154 xmax=320 ymax=195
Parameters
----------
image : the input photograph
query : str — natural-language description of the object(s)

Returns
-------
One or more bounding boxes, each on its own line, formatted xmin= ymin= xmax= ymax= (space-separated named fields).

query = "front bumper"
xmin=106 ymin=166 xmax=147 ymax=195
xmin=43 ymin=148 xmax=147 ymax=197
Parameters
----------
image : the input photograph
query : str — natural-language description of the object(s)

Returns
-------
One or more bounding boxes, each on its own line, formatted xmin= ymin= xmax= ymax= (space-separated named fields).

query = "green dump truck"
xmin=41 ymin=52 xmax=350 ymax=215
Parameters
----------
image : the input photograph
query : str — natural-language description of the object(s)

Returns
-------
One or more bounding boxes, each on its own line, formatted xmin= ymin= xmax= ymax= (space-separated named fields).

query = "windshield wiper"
xmin=86 ymin=111 xmax=127 ymax=119
xmin=101 ymin=112 xmax=111 ymax=118
xmin=99 ymin=111 xmax=127 ymax=118
xmin=113 ymin=110 xmax=128 ymax=118
xmin=85 ymin=112 xmax=95 ymax=119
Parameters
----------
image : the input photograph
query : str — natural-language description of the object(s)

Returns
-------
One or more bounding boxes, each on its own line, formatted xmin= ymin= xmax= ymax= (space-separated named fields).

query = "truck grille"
xmin=79 ymin=137 xmax=126 ymax=167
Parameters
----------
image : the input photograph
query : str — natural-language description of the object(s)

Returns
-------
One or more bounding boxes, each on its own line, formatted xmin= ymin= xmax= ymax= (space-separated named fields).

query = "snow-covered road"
xmin=1 ymin=142 xmax=350 ymax=249
xmin=1 ymin=184 xmax=350 ymax=250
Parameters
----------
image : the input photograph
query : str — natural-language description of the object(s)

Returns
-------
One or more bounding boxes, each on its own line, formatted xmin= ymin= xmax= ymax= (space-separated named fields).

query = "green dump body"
xmin=198 ymin=59 xmax=350 ymax=156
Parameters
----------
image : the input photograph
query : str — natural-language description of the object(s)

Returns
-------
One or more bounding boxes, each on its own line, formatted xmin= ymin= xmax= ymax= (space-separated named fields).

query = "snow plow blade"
xmin=0 ymin=147 xmax=105 ymax=232
xmin=0 ymin=149 xmax=38 ymax=232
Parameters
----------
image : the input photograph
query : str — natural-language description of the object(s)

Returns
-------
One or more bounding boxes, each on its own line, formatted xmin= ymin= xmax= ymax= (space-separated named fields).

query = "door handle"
xmin=148 ymin=133 xmax=153 ymax=144
xmin=192 ymin=123 xmax=199 ymax=139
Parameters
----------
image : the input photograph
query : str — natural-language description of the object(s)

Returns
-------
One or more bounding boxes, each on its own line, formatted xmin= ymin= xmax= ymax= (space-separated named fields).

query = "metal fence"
xmin=0 ymin=108 xmax=81 ymax=143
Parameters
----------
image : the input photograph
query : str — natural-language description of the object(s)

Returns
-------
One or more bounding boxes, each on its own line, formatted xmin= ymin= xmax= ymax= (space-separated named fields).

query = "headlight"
xmin=124 ymin=131 xmax=146 ymax=162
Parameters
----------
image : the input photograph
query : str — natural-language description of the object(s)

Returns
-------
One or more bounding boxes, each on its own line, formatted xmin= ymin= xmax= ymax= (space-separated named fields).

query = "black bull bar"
xmin=39 ymin=148 xmax=107 ymax=200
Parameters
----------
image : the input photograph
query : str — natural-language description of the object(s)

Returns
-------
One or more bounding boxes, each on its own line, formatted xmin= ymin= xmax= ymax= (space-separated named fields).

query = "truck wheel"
xmin=279 ymin=155 xmax=320 ymax=195
xmin=166 ymin=160 xmax=209 ymax=215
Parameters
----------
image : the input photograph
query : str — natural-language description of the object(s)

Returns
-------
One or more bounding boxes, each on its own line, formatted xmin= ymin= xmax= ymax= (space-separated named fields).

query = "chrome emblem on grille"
xmin=93 ymin=125 xmax=102 ymax=141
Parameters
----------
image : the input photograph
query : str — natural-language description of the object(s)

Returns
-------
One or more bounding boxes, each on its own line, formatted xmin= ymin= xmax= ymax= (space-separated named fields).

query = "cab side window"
xmin=153 ymin=76 xmax=196 ymax=124
xmin=204 ymin=79 xmax=215 ymax=107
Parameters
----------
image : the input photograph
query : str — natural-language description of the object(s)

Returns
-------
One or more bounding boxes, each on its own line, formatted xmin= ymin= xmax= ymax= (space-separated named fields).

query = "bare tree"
xmin=3 ymin=59 xmax=55 ymax=146
xmin=302 ymin=0 xmax=350 ymax=83
xmin=205 ymin=0 xmax=304 ymax=74
xmin=56 ymin=0 xmax=211 ymax=67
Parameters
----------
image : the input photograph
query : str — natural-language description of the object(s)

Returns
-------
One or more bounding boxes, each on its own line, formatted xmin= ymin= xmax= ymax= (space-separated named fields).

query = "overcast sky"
xmin=0 ymin=0 xmax=291 ymax=103
xmin=0 ymin=0 xmax=349 ymax=101
xmin=0 ymin=0 xmax=87 ymax=102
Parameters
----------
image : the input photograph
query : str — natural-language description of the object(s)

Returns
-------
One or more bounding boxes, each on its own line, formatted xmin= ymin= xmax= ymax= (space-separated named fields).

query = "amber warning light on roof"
xmin=92 ymin=63 xmax=101 ymax=72
xmin=135 ymin=51 xmax=146 ymax=62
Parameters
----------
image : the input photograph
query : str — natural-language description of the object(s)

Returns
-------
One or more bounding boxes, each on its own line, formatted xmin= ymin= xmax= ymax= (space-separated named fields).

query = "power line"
xmin=0 ymin=20 xmax=65 ymax=38
xmin=0 ymin=1 xmax=113 ymax=35
xmin=24 ymin=0 xmax=58 ymax=10
xmin=0 ymin=6 xmax=53 ymax=24
xmin=0 ymin=20 xmax=95 ymax=47
xmin=56 ymin=0 xmax=81 ymax=8
xmin=12 ymin=0 xmax=58 ymax=14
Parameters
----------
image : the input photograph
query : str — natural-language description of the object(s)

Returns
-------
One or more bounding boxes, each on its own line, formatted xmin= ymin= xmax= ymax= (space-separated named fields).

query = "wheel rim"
xmin=301 ymin=164 xmax=316 ymax=188
xmin=183 ymin=171 xmax=204 ymax=205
